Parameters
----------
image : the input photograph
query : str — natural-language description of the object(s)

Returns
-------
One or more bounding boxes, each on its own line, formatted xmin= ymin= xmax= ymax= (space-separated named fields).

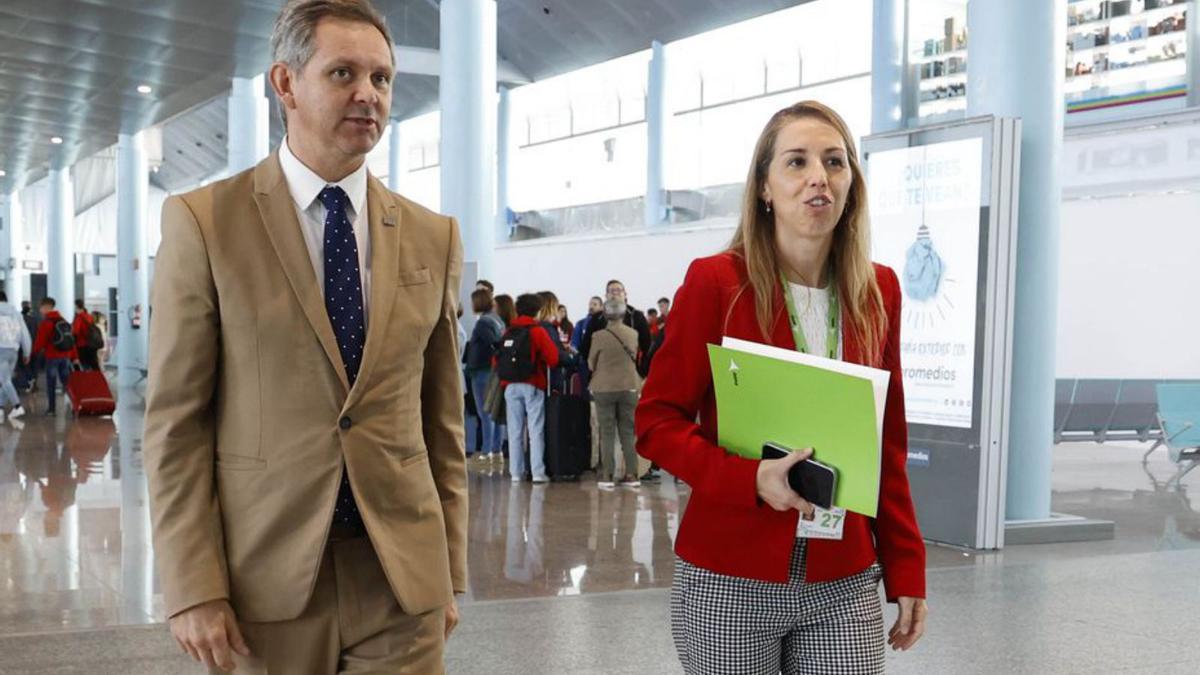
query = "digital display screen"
xmin=867 ymin=138 xmax=984 ymax=429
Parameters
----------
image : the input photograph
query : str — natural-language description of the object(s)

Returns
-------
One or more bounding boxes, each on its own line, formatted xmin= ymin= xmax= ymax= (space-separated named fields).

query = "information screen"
xmin=867 ymin=137 xmax=984 ymax=429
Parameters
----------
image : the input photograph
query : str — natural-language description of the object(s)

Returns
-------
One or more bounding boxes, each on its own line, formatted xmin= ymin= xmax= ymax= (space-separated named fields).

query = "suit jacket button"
xmin=339 ymin=416 xmax=352 ymax=430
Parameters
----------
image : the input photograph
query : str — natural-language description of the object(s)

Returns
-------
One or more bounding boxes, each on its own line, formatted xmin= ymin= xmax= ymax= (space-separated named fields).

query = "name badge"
xmin=798 ymin=506 xmax=847 ymax=540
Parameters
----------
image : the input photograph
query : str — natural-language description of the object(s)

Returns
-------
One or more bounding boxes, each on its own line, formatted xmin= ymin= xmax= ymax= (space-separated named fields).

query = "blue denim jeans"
xmin=0 ymin=349 xmax=20 ymax=409
xmin=468 ymin=369 xmax=504 ymax=455
xmin=505 ymin=383 xmax=546 ymax=480
xmin=45 ymin=358 xmax=71 ymax=413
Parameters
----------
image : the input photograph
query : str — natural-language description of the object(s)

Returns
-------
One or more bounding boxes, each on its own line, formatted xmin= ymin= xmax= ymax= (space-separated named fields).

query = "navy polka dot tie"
xmin=320 ymin=185 xmax=366 ymax=532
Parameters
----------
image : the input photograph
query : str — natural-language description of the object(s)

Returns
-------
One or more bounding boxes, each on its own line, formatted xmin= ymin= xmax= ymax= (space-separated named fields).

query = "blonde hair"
xmin=727 ymin=100 xmax=886 ymax=365
xmin=536 ymin=291 xmax=560 ymax=324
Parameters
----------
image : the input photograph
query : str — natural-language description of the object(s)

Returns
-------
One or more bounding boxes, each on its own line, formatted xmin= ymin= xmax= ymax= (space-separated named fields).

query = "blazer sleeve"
xmin=873 ymin=267 xmax=927 ymax=602
xmin=635 ymin=259 xmax=760 ymax=509
xmin=143 ymin=195 xmax=230 ymax=618
xmin=421 ymin=216 xmax=469 ymax=596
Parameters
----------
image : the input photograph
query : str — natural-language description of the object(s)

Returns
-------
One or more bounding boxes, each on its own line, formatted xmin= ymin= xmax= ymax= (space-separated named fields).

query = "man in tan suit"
xmin=144 ymin=1 xmax=466 ymax=672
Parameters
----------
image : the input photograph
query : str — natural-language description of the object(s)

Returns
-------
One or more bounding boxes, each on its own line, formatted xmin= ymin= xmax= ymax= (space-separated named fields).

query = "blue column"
xmin=967 ymin=0 xmax=1067 ymax=521
xmin=387 ymin=119 xmax=402 ymax=192
xmin=117 ymin=132 xmax=150 ymax=387
xmin=440 ymin=0 xmax=497 ymax=278
xmin=228 ymin=75 xmax=269 ymax=175
xmin=871 ymin=0 xmax=906 ymax=134
xmin=496 ymin=86 xmax=511 ymax=240
xmin=47 ymin=167 xmax=74 ymax=310
xmin=0 ymin=192 xmax=21 ymax=304
xmin=645 ymin=40 xmax=667 ymax=227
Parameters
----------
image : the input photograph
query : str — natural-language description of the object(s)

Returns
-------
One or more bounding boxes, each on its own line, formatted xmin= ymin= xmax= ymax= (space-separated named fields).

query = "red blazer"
xmin=635 ymin=251 xmax=925 ymax=602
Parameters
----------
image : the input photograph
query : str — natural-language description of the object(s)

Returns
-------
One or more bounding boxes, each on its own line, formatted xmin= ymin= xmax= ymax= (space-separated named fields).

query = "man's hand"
xmin=169 ymin=599 xmax=251 ymax=672
xmin=756 ymin=448 xmax=815 ymax=517
xmin=444 ymin=597 xmax=460 ymax=640
xmin=888 ymin=597 xmax=928 ymax=651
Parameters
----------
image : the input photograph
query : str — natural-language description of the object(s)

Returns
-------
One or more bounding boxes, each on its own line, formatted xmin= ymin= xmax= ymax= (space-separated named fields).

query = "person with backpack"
xmin=72 ymin=300 xmax=102 ymax=371
xmin=465 ymin=289 xmax=505 ymax=464
xmin=0 ymin=292 xmax=32 ymax=422
xmin=31 ymin=298 xmax=78 ymax=417
xmin=494 ymin=293 xmax=561 ymax=484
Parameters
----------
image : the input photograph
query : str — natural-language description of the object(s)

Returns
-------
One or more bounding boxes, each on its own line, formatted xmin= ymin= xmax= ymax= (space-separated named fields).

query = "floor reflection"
xmin=1 ymin=393 xmax=1198 ymax=636
xmin=463 ymin=465 xmax=684 ymax=602
xmin=0 ymin=394 xmax=157 ymax=634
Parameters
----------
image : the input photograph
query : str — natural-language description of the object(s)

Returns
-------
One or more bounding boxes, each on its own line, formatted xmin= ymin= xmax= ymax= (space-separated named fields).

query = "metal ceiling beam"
xmin=394 ymin=45 xmax=531 ymax=85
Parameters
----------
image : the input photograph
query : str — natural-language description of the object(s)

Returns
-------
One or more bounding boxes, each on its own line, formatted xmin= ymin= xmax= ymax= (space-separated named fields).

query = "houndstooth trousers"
xmin=670 ymin=539 xmax=885 ymax=675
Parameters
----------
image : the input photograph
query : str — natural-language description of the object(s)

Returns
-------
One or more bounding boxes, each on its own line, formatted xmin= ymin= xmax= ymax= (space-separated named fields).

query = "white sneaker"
xmin=8 ymin=406 xmax=23 ymax=420
xmin=511 ymin=476 xmax=523 ymax=484
xmin=597 ymin=480 xmax=616 ymax=490
xmin=0 ymin=410 xmax=6 ymax=423
xmin=532 ymin=476 xmax=550 ymax=484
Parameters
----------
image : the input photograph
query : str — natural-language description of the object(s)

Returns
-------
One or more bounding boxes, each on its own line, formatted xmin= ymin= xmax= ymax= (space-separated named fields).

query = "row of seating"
xmin=1054 ymin=379 xmax=1200 ymax=486
xmin=1053 ymin=379 xmax=1174 ymax=444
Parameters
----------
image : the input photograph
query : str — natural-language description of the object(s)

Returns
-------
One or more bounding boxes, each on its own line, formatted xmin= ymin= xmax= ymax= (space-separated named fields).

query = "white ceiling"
xmin=0 ymin=0 xmax=807 ymax=193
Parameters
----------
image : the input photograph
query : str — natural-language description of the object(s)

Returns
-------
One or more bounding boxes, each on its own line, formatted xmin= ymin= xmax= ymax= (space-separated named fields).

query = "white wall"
xmin=1056 ymin=191 xmax=1200 ymax=379
xmin=492 ymin=219 xmax=736 ymax=319
xmin=488 ymin=188 xmax=1200 ymax=381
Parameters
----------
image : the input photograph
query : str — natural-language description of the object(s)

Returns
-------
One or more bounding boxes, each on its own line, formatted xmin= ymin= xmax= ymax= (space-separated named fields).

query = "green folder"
xmin=708 ymin=338 xmax=889 ymax=518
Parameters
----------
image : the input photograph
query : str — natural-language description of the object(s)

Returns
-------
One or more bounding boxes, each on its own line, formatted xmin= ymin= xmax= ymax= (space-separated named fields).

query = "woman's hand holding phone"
xmin=756 ymin=448 xmax=816 ymax=518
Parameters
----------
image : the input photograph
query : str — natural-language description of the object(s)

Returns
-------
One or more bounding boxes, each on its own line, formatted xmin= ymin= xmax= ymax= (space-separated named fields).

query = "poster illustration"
xmin=867 ymin=138 xmax=983 ymax=429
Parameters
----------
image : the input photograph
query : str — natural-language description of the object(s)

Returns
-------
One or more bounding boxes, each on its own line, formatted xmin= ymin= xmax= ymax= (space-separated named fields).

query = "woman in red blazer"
xmin=636 ymin=101 xmax=927 ymax=674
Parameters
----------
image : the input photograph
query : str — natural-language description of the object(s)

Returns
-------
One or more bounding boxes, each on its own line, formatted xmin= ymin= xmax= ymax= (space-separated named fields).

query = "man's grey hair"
xmin=272 ymin=0 xmax=394 ymax=71
xmin=270 ymin=0 xmax=395 ymax=126
xmin=604 ymin=299 xmax=627 ymax=320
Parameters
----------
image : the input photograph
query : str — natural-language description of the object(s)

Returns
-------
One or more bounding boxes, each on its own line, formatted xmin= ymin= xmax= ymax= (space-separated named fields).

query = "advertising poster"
xmin=867 ymin=138 xmax=983 ymax=429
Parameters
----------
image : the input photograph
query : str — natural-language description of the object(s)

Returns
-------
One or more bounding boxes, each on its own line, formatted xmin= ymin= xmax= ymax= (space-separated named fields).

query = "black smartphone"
xmin=761 ymin=442 xmax=837 ymax=510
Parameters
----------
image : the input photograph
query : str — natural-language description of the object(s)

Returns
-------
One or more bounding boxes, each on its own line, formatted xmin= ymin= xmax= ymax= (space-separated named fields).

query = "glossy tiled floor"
xmin=1 ymin=382 xmax=1199 ymax=673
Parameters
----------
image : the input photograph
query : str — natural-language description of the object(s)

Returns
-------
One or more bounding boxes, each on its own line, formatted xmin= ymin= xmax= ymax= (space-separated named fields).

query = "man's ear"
xmin=269 ymin=62 xmax=297 ymax=112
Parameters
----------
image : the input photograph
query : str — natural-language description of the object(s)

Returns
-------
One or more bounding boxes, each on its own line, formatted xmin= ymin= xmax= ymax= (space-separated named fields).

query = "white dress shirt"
xmin=278 ymin=136 xmax=372 ymax=324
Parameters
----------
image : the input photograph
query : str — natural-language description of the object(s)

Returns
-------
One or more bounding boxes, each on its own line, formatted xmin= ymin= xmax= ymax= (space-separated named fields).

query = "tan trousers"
xmin=217 ymin=537 xmax=445 ymax=674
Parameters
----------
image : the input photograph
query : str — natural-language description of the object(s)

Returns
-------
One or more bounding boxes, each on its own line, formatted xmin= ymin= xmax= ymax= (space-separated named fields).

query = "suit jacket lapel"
xmin=252 ymin=154 xmax=351 ymax=394
xmin=345 ymin=175 xmax=401 ymax=409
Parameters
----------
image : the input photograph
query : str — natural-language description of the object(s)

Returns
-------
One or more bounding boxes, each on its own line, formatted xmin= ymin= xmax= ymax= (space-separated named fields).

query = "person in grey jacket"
xmin=588 ymin=299 xmax=642 ymax=488
xmin=465 ymin=289 xmax=506 ymax=462
xmin=0 ymin=293 xmax=31 ymax=422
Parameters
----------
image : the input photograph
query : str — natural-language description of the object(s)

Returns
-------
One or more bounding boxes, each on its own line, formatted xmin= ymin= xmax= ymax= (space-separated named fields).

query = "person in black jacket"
xmin=580 ymin=280 xmax=651 ymax=376
xmin=464 ymin=289 xmax=506 ymax=463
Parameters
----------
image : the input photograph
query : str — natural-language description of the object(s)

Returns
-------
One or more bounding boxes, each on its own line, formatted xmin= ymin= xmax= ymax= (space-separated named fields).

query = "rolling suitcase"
xmin=66 ymin=368 xmax=116 ymax=416
xmin=544 ymin=367 xmax=591 ymax=480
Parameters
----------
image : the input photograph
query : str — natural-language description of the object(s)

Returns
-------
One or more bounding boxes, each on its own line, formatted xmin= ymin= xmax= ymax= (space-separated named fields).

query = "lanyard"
xmin=781 ymin=271 xmax=840 ymax=360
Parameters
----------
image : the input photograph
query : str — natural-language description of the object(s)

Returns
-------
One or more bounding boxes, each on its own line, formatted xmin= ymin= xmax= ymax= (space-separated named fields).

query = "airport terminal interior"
xmin=2 ymin=0 xmax=1200 ymax=673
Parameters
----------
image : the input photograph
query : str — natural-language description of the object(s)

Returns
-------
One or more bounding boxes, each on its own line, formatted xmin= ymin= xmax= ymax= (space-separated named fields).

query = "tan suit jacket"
xmin=144 ymin=152 xmax=467 ymax=623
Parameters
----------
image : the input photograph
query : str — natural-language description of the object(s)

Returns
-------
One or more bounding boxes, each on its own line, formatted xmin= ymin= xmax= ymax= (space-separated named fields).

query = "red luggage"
xmin=66 ymin=368 xmax=116 ymax=416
